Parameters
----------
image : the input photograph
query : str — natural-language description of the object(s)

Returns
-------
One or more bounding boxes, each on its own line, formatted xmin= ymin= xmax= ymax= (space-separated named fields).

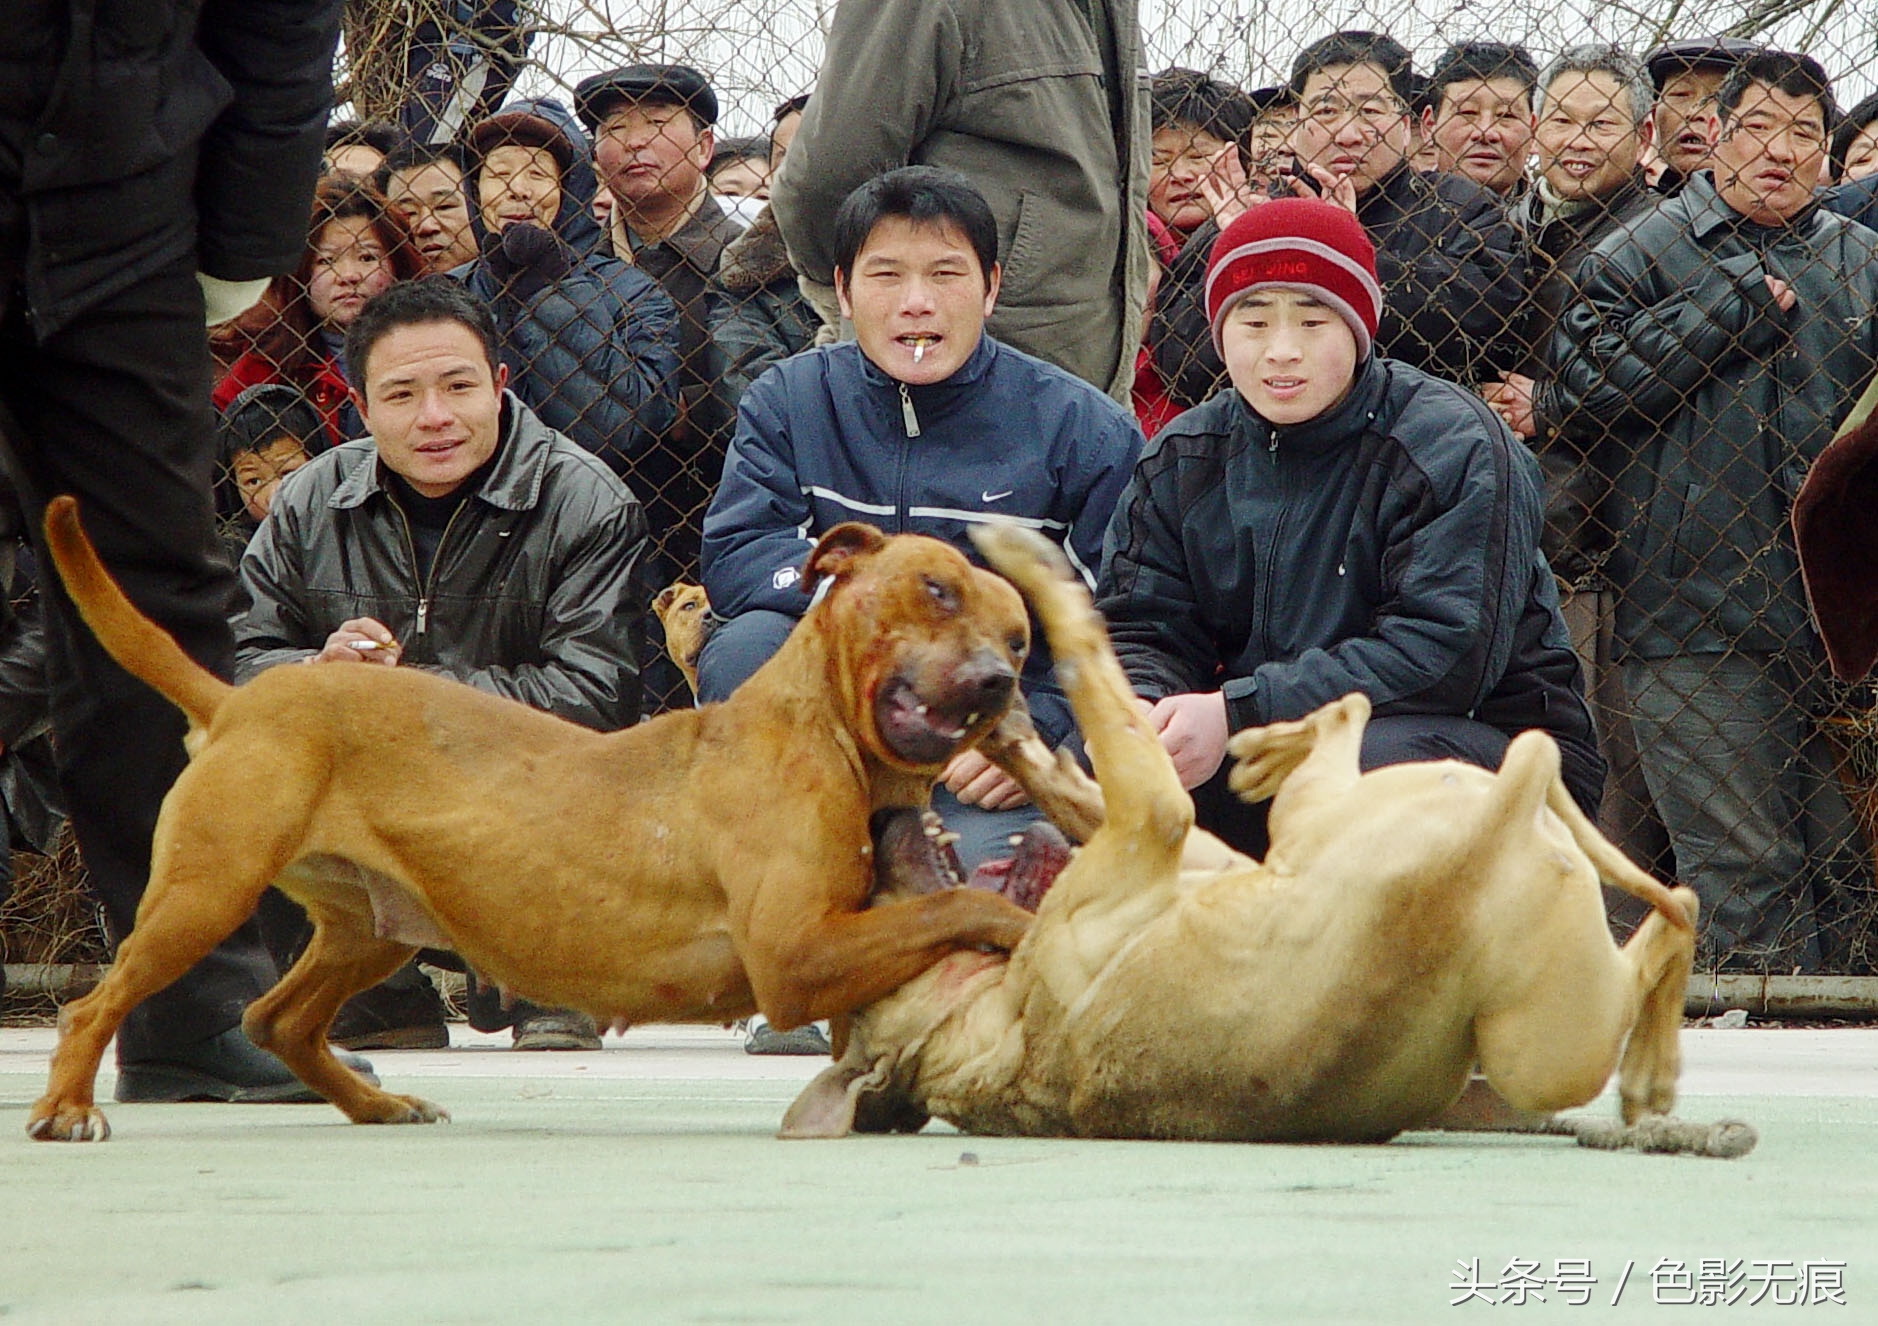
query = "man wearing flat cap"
xmin=575 ymin=65 xmax=741 ymax=682
xmin=1643 ymin=38 xmax=1763 ymax=192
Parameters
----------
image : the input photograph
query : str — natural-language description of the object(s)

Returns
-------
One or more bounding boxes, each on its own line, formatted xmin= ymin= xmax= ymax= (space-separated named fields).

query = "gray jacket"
xmin=769 ymin=0 xmax=1149 ymax=402
xmin=236 ymin=393 xmax=648 ymax=729
xmin=1552 ymin=173 xmax=1878 ymax=659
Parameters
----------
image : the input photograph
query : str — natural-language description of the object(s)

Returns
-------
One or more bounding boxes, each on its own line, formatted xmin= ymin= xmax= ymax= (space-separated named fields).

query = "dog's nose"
xmin=955 ymin=652 xmax=1016 ymax=711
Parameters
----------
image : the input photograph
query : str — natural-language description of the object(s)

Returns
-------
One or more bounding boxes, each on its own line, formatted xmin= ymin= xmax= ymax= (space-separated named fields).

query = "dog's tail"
xmin=44 ymin=496 xmax=231 ymax=731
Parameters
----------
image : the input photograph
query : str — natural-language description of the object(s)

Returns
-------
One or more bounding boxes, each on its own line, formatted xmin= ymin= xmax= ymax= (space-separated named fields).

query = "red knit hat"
xmin=1204 ymin=198 xmax=1383 ymax=360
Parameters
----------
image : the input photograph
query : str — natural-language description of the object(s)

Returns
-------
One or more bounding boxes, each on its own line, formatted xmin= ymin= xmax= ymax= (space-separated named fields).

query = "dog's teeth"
xmin=915 ymin=703 xmax=930 ymax=716
xmin=924 ymin=822 xmax=942 ymax=837
xmin=935 ymin=831 xmax=961 ymax=848
xmin=1008 ymin=834 xmax=1025 ymax=847
xmin=922 ymin=810 xmax=943 ymax=828
xmin=964 ymin=712 xmax=979 ymax=727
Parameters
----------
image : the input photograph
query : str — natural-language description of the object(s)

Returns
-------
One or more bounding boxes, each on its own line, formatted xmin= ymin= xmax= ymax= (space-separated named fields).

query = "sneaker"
xmin=114 ymin=1026 xmax=378 ymax=1104
xmin=511 ymin=1008 xmax=603 ymax=1051
xmin=328 ymin=972 xmax=450 ymax=1050
xmin=743 ymin=1015 xmax=831 ymax=1056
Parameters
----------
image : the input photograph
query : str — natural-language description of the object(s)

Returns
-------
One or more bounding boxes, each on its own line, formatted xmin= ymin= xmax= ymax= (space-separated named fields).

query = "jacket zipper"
xmin=390 ymin=498 xmax=472 ymax=645
xmin=1257 ymin=424 xmax=1285 ymax=661
xmin=899 ymin=382 xmax=921 ymax=438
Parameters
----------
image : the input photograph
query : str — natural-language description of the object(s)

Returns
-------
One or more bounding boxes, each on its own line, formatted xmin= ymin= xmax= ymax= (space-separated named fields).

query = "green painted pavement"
xmin=1 ymin=1026 xmax=1872 ymax=1323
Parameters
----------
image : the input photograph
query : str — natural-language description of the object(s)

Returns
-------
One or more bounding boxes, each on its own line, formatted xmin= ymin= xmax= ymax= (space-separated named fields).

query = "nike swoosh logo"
xmin=982 ymin=489 xmax=1013 ymax=503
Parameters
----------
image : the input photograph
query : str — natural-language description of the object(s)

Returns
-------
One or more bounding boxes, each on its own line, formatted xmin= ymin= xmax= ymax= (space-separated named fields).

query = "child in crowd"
xmin=214 ymin=383 xmax=321 ymax=562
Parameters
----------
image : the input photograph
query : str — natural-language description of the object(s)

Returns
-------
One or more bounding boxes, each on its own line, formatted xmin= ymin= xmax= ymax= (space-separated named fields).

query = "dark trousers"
xmin=1623 ymin=651 xmax=1859 ymax=972
xmin=0 ymin=258 xmax=276 ymax=1058
xmin=1193 ymin=712 xmax=1527 ymax=860
xmin=698 ymin=608 xmax=1041 ymax=868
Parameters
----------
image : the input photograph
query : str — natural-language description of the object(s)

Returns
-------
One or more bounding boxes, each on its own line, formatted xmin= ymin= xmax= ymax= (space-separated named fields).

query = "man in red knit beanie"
xmin=1097 ymin=196 xmax=1604 ymax=857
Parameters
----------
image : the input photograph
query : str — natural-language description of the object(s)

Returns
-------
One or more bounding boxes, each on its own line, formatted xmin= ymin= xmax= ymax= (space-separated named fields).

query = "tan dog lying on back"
xmin=29 ymin=503 xmax=1034 ymax=1141
xmin=785 ymin=526 xmax=1743 ymax=1154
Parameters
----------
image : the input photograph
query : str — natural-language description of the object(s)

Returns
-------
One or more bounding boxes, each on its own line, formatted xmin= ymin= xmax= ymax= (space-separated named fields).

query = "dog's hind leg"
xmin=244 ymin=905 xmax=448 ymax=1125
xmin=1224 ymin=693 xmax=1370 ymax=860
xmin=1542 ymin=773 xmax=1698 ymax=1123
xmin=1470 ymin=734 xmax=1696 ymax=1121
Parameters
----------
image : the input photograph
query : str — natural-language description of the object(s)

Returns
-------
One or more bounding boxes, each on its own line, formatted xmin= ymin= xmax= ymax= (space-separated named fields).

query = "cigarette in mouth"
xmin=914 ymin=340 xmax=927 ymax=363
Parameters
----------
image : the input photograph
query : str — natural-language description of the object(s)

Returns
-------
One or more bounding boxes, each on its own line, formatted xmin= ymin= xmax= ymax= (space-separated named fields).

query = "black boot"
xmin=114 ymin=1025 xmax=378 ymax=1104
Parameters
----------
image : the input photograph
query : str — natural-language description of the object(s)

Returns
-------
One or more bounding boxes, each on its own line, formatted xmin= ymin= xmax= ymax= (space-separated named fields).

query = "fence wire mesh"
xmin=182 ymin=0 xmax=1878 ymax=980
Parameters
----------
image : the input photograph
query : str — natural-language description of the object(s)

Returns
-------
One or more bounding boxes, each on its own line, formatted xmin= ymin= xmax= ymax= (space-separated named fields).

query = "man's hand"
xmin=940 ymin=748 xmax=1032 ymax=811
xmin=483 ymin=222 xmax=573 ymax=303
xmin=311 ymin=617 xmax=401 ymax=666
xmin=1482 ymin=373 xmax=1537 ymax=438
xmin=1147 ymin=690 xmax=1229 ymax=789
xmin=1303 ymin=162 xmax=1360 ymax=215
xmin=1764 ymin=274 xmax=1797 ymax=312
xmin=1199 ymin=144 xmax=1259 ymax=230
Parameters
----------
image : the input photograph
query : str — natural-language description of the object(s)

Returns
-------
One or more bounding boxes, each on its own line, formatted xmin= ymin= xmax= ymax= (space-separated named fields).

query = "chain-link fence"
xmin=183 ymin=0 xmax=1878 ymax=982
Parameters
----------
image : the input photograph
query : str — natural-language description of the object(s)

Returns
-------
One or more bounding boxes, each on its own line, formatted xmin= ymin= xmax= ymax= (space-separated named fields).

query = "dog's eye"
xmin=923 ymin=576 xmax=958 ymax=613
xmin=1008 ymin=634 xmax=1028 ymax=657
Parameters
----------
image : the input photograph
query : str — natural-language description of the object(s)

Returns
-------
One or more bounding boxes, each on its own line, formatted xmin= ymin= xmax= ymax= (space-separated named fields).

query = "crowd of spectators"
xmin=13 ymin=13 xmax=1878 ymax=1062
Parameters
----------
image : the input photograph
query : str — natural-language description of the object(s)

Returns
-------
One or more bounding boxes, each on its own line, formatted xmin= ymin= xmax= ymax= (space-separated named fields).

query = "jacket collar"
xmin=1684 ymin=169 xmax=1822 ymax=239
xmin=854 ymin=329 xmax=1000 ymax=397
xmin=330 ymin=391 xmax=557 ymax=512
xmin=1236 ymin=353 xmax=1389 ymax=455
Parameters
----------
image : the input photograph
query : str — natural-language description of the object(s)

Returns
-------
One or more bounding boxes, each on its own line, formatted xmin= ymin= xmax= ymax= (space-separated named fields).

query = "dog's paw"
xmin=356 ymin=1093 xmax=450 ymax=1126
xmin=26 ymin=1101 xmax=111 ymax=1142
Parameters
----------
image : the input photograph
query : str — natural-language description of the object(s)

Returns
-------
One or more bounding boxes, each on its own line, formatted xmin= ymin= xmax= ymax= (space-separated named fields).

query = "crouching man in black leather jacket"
xmin=236 ymin=277 xmax=649 ymax=1051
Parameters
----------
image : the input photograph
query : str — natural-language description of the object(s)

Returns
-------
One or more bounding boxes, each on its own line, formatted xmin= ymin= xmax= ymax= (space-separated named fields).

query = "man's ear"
xmin=1637 ymin=114 xmax=1655 ymax=153
xmin=493 ymin=361 xmax=509 ymax=396
xmin=349 ymin=386 xmax=371 ymax=431
xmin=802 ymin=522 xmax=886 ymax=595
xmin=982 ymin=260 xmax=1002 ymax=316
xmin=834 ymin=267 xmax=853 ymax=322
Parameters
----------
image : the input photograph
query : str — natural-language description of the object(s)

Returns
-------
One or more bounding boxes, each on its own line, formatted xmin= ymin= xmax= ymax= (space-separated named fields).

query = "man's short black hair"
xmin=831 ymin=166 xmax=999 ymax=288
xmin=344 ymin=276 xmax=503 ymax=394
xmin=1831 ymin=89 xmax=1878 ymax=180
xmin=1290 ymin=31 xmax=1415 ymax=107
xmin=709 ymin=136 xmax=771 ymax=176
xmin=326 ymin=118 xmax=400 ymax=157
xmin=374 ymin=140 xmax=469 ymax=194
xmin=1150 ymin=67 xmax=1256 ymax=143
xmin=773 ymin=93 xmax=811 ymax=125
xmin=1716 ymin=50 xmax=1836 ymax=130
xmin=1427 ymin=42 xmax=1538 ymax=112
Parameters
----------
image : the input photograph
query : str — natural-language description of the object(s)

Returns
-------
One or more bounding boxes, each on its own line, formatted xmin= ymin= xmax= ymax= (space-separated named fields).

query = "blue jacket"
xmin=454 ymin=99 xmax=679 ymax=470
xmin=701 ymin=334 xmax=1143 ymax=747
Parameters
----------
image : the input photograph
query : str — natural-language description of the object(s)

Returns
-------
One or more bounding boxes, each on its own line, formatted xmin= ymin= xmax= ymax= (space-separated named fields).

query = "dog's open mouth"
xmin=869 ymin=807 xmax=1071 ymax=915
xmin=874 ymin=678 xmax=980 ymax=766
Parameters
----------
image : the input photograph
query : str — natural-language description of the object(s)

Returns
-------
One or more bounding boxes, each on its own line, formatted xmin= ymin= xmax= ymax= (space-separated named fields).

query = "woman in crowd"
xmin=212 ymin=175 xmax=424 ymax=450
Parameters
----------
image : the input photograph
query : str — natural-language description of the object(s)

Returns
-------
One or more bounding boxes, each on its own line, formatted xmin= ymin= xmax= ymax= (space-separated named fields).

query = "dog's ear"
xmin=777 ymin=1050 xmax=894 ymax=1139
xmin=801 ymin=522 xmax=887 ymax=595
xmin=652 ymin=584 xmax=679 ymax=615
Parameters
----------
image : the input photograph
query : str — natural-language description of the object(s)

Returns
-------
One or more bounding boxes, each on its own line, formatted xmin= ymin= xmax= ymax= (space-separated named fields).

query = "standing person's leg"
xmin=0 ymin=260 xmax=354 ymax=1097
xmin=1623 ymin=652 xmax=1821 ymax=972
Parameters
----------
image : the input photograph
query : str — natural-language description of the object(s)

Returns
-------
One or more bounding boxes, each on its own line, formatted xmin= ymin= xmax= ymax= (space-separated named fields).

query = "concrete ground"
xmin=1 ymin=1024 xmax=1873 ymax=1324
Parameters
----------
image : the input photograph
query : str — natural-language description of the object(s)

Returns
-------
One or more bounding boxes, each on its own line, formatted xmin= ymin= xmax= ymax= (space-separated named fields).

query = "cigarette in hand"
xmin=349 ymin=638 xmax=397 ymax=653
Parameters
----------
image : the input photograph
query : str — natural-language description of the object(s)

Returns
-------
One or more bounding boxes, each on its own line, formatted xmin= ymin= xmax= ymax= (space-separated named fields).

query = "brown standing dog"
xmin=785 ymin=525 xmax=1714 ymax=1147
xmin=28 ymin=500 xmax=1033 ymax=1141
xmin=651 ymin=581 xmax=713 ymax=697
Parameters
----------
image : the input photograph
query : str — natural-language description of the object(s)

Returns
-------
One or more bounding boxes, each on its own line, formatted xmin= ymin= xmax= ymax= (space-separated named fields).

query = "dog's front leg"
xmin=742 ymin=886 xmax=1032 ymax=1031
